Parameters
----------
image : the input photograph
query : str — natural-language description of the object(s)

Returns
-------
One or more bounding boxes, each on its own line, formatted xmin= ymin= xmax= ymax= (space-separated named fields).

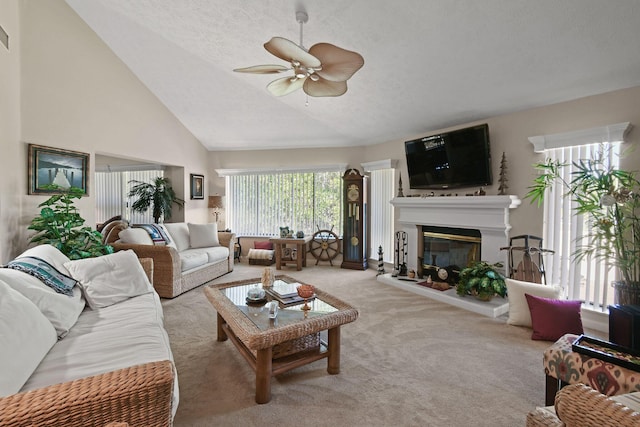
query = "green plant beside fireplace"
xmin=456 ymin=261 xmax=507 ymax=300
xmin=28 ymin=186 xmax=113 ymax=259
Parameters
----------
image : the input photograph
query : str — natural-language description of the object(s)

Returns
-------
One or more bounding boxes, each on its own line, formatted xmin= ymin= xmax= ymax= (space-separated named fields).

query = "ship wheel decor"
xmin=309 ymin=227 xmax=340 ymax=265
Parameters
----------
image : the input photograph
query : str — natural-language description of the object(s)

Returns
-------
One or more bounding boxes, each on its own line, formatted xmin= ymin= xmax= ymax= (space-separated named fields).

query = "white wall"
xmin=0 ymin=0 xmax=22 ymax=263
xmin=0 ymin=0 xmax=211 ymax=262
xmin=211 ymin=86 xmax=640 ymax=244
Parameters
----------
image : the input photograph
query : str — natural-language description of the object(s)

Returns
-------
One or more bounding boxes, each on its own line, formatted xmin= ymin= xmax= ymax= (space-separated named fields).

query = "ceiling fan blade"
xmin=233 ymin=64 xmax=290 ymax=74
xmin=303 ymin=78 xmax=347 ymax=97
xmin=308 ymin=43 xmax=364 ymax=82
xmin=267 ymin=76 xmax=306 ymax=96
xmin=264 ymin=37 xmax=321 ymax=69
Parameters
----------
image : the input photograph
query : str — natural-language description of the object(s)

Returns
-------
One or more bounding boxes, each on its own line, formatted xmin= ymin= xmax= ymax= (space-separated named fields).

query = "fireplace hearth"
xmin=378 ymin=195 xmax=520 ymax=317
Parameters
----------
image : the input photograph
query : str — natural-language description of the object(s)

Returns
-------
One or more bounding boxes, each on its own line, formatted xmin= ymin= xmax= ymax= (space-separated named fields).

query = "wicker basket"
xmin=271 ymin=333 xmax=321 ymax=359
xmin=249 ymin=258 xmax=275 ymax=266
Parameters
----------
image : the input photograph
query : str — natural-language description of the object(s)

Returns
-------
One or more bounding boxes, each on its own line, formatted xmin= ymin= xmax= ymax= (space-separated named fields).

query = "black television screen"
xmin=404 ymin=124 xmax=493 ymax=190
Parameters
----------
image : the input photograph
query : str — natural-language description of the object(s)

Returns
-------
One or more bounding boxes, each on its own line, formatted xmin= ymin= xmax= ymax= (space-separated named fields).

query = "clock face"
xmin=437 ymin=268 xmax=449 ymax=281
xmin=347 ymin=185 xmax=359 ymax=202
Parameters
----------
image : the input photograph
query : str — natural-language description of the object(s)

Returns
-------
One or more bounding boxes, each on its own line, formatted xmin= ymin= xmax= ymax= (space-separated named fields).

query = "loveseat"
xmin=103 ymin=221 xmax=235 ymax=298
xmin=0 ymin=245 xmax=178 ymax=426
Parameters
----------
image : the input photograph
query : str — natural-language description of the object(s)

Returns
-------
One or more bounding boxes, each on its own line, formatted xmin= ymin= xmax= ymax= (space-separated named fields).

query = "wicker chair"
xmin=527 ymin=383 xmax=640 ymax=426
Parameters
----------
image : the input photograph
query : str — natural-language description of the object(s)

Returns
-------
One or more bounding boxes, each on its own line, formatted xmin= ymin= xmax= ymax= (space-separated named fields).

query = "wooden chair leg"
xmin=545 ymin=374 xmax=559 ymax=405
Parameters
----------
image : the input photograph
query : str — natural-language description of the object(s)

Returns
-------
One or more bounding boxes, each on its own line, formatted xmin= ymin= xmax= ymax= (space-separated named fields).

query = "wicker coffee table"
xmin=204 ymin=276 xmax=358 ymax=403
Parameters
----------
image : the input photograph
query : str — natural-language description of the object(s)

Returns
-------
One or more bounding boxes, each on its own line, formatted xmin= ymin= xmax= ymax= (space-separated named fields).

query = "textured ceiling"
xmin=65 ymin=0 xmax=640 ymax=151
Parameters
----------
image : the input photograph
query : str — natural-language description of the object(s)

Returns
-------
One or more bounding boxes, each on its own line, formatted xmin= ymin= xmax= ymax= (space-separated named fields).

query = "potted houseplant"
xmin=527 ymin=151 xmax=640 ymax=305
xmin=456 ymin=261 xmax=507 ymax=301
xmin=28 ymin=186 xmax=114 ymax=259
xmin=128 ymin=177 xmax=185 ymax=224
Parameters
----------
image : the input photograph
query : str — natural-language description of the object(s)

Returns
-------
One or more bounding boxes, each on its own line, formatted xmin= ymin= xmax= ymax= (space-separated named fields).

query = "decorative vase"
xmin=612 ymin=281 xmax=640 ymax=306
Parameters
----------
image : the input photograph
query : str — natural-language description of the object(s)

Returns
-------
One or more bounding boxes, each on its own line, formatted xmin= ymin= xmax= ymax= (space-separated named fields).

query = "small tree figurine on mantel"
xmin=498 ymin=151 xmax=508 ymax=195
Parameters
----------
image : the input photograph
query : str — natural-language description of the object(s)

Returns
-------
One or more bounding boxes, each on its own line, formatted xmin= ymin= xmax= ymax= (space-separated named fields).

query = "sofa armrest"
xmin=138 ymin=257 xmax=154 ymax=284
xmin=0 ymin=360 xmax=174 ymax=427
xmin=111 ymin=243 xmax=181 ymax=298
xmin=217 ymin=232 xmax=236 ymax=270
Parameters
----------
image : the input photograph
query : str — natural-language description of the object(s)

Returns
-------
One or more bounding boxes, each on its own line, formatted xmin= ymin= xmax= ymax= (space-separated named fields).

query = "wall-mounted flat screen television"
xmin=404 ymin=123 xmax=493 ymax=190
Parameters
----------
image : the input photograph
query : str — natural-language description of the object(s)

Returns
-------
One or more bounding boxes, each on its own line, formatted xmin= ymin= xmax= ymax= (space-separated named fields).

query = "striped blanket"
xmin=133 ymin=224 xmax=172 ymax=245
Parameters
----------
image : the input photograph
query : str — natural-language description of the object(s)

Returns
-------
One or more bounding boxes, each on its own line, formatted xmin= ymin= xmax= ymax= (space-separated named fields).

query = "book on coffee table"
xmin=270 ymin=281 xmax=301 ymax=298
xmin=267 ymin=281 xmax=315 ymax=306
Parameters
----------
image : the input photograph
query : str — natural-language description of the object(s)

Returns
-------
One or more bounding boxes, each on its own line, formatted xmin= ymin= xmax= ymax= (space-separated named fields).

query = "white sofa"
xmin=105 ymin=221 xmax=235 ymax=298
xmin=0 ymin=245 xmax=178 ymax=426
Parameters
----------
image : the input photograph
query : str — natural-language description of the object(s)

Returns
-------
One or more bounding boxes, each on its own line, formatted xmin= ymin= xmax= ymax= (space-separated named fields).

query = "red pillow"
xmin=254 ymin=241 xmax=273 ymax=250
xmin=525 ymin=293 xmax=584 ymax=341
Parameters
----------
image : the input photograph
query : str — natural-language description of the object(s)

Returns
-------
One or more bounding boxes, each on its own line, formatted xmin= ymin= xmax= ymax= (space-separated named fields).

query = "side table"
xmin=269 ymin=236 xmax=312 ymax=271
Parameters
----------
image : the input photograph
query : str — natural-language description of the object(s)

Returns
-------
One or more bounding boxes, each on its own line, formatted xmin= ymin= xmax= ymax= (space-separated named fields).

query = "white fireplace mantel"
xmin=391 ymin=195 xmax=521 ymax=269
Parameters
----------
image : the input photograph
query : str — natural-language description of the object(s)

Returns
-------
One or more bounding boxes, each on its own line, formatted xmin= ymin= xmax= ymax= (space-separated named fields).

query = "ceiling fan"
xmin=234 ymin=11 xmax=364 ymax=97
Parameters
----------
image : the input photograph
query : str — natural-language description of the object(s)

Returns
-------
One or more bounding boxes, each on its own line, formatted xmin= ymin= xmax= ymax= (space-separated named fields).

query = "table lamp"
xmin=208 ymin=195 xmax=224 ymax=222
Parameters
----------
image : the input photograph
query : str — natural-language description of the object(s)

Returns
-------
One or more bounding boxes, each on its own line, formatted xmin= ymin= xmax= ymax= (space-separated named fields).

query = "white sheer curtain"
xmin=363 ymin=160 xmax=396 ymax=264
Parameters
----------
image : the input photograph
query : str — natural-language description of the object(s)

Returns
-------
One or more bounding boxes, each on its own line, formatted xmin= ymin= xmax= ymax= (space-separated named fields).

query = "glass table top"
xmin=220 ymin=278 xmax=338 ymax=331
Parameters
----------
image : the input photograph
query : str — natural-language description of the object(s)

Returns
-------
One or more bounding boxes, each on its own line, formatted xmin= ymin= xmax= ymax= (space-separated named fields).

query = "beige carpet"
xmin=162 ymin=263 xmax=554 ymax=427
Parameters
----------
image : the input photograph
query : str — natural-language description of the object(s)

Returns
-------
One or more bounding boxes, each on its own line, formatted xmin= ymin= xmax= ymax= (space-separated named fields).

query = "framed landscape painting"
xmin=28 ymin=144 xmax=89 ymax=195
xmin=190 ymin=173 xmax=204 ymax=199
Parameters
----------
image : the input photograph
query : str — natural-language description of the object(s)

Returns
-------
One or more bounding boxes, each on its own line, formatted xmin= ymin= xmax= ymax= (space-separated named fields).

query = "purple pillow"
xmin=254 ymin=241 xmax=273 ymax=250
xmin=525 ymin=293 xmax=584 ymax=341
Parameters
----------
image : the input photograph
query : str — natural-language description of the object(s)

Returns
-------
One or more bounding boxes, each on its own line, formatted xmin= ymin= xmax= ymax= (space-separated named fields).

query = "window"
xmin=95 ymin=169 xmax=164 ymax=224
xmin=223 ymin=166 xmax=344 ymax=237
xmin=530 ymin=122 xmax=630 ymax=311
xmin=363 ymin=160 xmax=396 ymax=264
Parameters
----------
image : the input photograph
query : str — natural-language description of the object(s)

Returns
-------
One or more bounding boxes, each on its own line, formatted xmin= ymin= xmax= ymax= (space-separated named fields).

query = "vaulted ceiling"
xmin=66 ymin=0 xmax=640 ymax=151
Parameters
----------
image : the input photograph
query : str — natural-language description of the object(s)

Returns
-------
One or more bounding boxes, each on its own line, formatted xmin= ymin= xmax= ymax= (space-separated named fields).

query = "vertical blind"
xmin=369 ymin=168 xmax=395 ymax=263
xmin=95 ymin=170 xmax=164 ymax=224
xmin=226 ymin=171 xmax=342 ymax=237
xmin=543 ymin=142 xmax=620 ymax=310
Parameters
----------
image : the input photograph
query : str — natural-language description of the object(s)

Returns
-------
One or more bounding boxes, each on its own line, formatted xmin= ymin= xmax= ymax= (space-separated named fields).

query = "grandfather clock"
xmin=342 ymin=169 xmax=367 ymax=270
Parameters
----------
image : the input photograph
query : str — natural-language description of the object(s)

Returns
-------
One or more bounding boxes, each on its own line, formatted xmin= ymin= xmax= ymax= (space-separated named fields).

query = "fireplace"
xmin=391 ymin=195 xmax=521 ymax=274
xmin=418 ymin=225 xmax=481 ymax=281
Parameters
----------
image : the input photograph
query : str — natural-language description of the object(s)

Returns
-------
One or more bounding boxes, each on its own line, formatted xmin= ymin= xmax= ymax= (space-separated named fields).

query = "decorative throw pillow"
xmin=64 ymin=250 xmax=153 ymax=309
xmin=505 ymin=278 xmax=561 ymax=327
xmin=118 ymin=228 xmax=154 ymax=245
xmin=164 ymin=223 xmax=190 ymax=252
xmin=0 ymin=279 xmax=58 ymax=397
xmin=0 ymin=268 xmax=85 ymax=338
xmin=525 ymin=293 xmax=584 ymax=341
xmin=188 ymin=223 xmax=220 ymax=248
xmin=7 ymin=256 xmax=77 ymax=296
xmin=16 ymin=244 xmax=73 ymax=275
xmin=254 ymin=241 xmax=273 ymax=250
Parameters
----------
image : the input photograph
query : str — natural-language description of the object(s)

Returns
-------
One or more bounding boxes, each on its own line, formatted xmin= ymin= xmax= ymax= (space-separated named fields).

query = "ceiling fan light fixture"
xmin=234 ymin=12 xmax=363 ymax=98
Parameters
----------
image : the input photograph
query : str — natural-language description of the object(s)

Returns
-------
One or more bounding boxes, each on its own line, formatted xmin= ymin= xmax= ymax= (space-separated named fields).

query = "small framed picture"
xmin=28 ymin=144 xmax=89 ymax=195
xmin=190 ymin=174 xmax=204 ymax=199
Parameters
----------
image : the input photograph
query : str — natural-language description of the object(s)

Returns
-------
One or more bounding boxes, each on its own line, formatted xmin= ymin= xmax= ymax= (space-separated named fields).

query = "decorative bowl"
xmin=296 ymin=284 xmax=315 ymax=299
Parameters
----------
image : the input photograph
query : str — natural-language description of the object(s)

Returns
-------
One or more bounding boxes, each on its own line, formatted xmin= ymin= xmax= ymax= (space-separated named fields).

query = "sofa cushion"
xmin=16 ymin=244 xmax=74 ymax=275
xmin=0 ymin=279 xmax=58 ymax=397
xmin=199 ymin=246 xmax=230 ymax=264
xmin=65 ymin=250 xmax=153 ymax=309
xmin=20 ymin=291 xmax=179 ymax=415
xmin=118 ymin=228 xmax=154 ymax=245
xmin=164 ymin=223 xmax=190 ymax=252
xmin=505 ymin=278 xmax=561 ymax=327
xmin=188 ymin=223 xmax=219 ymax=248
xmin=0 ymin=268 xmax=85 ymax=338
xmin=179 ymin=249 xmax=210 ymax=272
xmin=525 ymin=293 xmax=583 ymax=341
